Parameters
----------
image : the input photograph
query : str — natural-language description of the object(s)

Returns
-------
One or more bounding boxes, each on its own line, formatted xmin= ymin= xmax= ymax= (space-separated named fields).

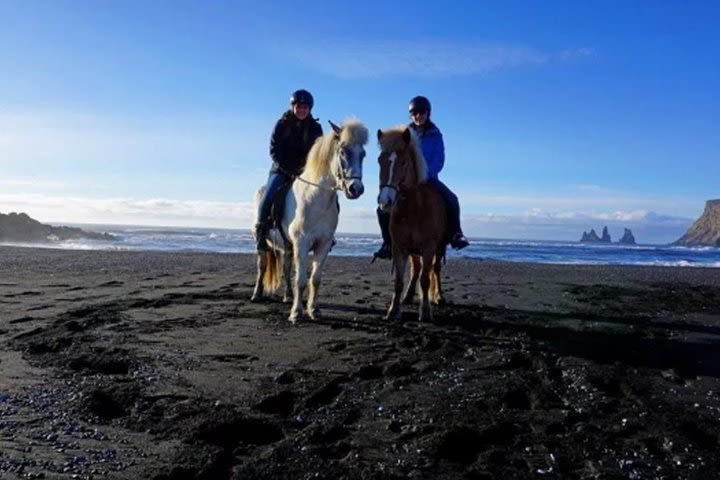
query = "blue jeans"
xmin=256 ymin=171 xmax=292 ymax=228
xmin=427 ymin=178 xmax=462 ymax=239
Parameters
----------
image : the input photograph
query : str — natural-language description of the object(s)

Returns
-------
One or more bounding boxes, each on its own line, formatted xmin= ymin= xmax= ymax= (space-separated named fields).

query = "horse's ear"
xmin=377 ymin=129 xmax=383 ymax=141
xmin=402 ymin=128 xmax=411 ymax=144
xmin=328 ymin=120 xmax=341 ymax=137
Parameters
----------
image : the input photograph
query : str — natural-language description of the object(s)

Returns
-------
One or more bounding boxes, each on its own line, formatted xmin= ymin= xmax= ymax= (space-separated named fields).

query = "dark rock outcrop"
xmin=600 ymin=226 xmax=611 ymax=243
xmin=618 ymin=228 xmax=636 ymax=245
xmin=580 ymin=229 xmax=600 ymax=242
xmin=581 ymin=226 xmax=612 ymax=243
xmin=0 ymin=212 xmax=114 ymax=243
xmin=673 ymin=199 xmax=720 ymax=247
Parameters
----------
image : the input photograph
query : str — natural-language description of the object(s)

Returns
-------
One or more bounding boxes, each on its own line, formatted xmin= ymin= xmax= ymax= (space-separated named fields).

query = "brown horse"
xmin=377 ymin=127 xmax=447 ymax=322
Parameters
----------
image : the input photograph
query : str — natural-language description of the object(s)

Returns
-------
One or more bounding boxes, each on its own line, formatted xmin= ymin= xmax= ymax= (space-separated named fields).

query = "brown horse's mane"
xmin=304 ymin=119 xmax=369 ymax=182
xmin=378 ymin=127 xmax=428 ymax=184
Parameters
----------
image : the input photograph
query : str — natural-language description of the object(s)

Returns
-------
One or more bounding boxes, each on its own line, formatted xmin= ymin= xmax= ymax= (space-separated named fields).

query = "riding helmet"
xmin=290 ymin=89 xmax=314 ymax=109
xmin=408 ymin=95 xmax=431 ymax=114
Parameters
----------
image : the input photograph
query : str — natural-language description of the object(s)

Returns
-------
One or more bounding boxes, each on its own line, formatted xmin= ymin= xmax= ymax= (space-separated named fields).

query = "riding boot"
xmin=373 ymin=208 xmax=392 ymax=260
xmin=430 ymin=178 xmax=470 ymax=250
xmin=450 ymin=232 xmax=469 ymax=250
xmin=254 ymin=222 xmax=270 ymax=252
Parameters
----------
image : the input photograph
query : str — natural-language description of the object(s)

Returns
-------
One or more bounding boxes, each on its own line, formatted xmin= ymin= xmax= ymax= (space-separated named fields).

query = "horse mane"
xmin=304 ymin=119 xmax=369 ymax=182
xmin=378 ymin=126 xmax=428 ymax=183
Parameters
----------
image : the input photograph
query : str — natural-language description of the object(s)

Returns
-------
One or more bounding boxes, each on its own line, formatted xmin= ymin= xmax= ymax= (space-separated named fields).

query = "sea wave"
xmin=3 ymin=226 xmax=720 ymax=268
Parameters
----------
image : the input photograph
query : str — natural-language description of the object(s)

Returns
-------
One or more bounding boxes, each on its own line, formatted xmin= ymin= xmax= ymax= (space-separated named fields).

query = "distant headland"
xmin=673 ymin=199 xmax=720 ymax=247
xmin=580 ymin=226 xmax=636 ymax=245
xmin=0 ymin=212 xmax=114 ymax=243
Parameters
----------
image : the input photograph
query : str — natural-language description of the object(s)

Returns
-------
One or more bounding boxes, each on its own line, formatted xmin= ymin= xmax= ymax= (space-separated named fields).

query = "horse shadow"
xmin=312 ymin=298 xmax=720 ymax=380
xmin=432 ymin=302 xmax=720 ymax=380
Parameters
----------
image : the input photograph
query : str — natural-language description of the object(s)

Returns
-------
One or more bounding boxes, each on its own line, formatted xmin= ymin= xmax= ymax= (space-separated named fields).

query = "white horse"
xmin=251 ymin=119 xmax=368 ymax=322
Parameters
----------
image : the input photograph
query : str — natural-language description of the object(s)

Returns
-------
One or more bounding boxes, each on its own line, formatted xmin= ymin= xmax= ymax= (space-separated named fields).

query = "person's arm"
xmin=426 ymin=133 xmax=445 ymax=178
xmin=313 ymin=120 xmax=324 ymax=141
xmin=269 ymin=120 xmax=285 ymax=170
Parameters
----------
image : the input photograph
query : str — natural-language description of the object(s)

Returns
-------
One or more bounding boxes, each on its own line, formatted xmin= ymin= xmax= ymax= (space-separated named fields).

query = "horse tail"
xmin=262 ymin=249 xmax=283 ymax=293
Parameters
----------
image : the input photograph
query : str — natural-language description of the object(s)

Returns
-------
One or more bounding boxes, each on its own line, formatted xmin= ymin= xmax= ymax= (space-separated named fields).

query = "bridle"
xmin=379 ymin=148 xmax=411 ymax=195
xmin=296 ymin=143 xmax=363 ymax=195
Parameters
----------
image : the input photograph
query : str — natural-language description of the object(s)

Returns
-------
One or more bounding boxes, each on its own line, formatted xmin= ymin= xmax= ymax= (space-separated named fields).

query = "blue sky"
xmin=1 ymin=1 xmax=718 ymax=243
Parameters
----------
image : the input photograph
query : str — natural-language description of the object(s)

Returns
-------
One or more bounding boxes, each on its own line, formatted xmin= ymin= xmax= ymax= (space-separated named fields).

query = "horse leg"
xmin=432 ymin=253 xmax=445 ymax=305
xmin=307 ymin=240 xmax=332 ymax=320
xmin=282 ymin=248 xmax=293 ymax=303
xmin=402 ymin=255 xmax=420 ymax=305
xmin=386 ymin=254 xmax=407 ymax=321
xmin=418 ymin=252 xmax=434 ymax=322
xmin=250 ymin=252 xmax=266 ymax=302
xmin=289 ymin=239 xmax=309 ymax=323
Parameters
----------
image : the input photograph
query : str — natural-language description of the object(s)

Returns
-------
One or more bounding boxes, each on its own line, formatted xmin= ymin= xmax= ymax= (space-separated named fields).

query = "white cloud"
xmin=0 ymin=193 xmax=256 ymax=228
xmin=558 ymin=47 xmax=595 ymax=61
xmin=458 ymin=185 xmax=703 ymax=219
xmin=0 ymin=191 xmax=694 ymax=244
xmin=281 ymin=41 xmax=592 ymax=78
xmin=459 ymin=208 xmax=691 ymax=244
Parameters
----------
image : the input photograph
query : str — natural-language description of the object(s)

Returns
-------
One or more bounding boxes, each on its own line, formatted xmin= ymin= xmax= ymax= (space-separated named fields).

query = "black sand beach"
xmin=2 ymin=245 xmax=720 ymax=479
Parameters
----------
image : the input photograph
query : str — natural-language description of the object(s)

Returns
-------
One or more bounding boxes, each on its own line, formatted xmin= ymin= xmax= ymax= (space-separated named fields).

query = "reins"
xmin=295 ymin=144 xmax=362 ymax=194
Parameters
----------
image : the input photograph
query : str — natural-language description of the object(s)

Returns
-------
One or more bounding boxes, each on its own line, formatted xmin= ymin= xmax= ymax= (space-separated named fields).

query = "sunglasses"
xmin=410 ymin=110 xmax=427 ymax=116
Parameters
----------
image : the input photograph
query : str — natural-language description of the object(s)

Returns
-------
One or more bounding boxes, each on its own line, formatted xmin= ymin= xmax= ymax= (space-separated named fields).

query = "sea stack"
xmin=580 ymin=226 xmax=612 ymax=243
xmin=580 ymin=229 xmax=600 ymax=242
xmin=600 ymin=226 xmax=611 ymax=243
xmin=618 ymin=228 xmax=636 ymax=245
xmin=673 ymin=199 xmax=720 ymax=247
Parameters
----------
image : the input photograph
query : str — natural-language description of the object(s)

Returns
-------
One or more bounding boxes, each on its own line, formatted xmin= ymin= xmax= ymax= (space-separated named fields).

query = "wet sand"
xmin=2 ymin=245 xmax=720 ymax=479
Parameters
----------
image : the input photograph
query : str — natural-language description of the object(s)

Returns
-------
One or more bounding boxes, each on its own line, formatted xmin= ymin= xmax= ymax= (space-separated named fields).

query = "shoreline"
xmin=2 ymin=245 xmax=720 ymax=478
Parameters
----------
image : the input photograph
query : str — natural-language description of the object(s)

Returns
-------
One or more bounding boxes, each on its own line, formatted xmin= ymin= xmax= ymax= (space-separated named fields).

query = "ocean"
xmin=4 ymin=224 xmax=720 ymax=268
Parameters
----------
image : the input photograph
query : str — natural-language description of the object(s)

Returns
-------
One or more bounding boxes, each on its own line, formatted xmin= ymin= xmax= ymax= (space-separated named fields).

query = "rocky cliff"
xmin=673 ymin=199 xmax=720 ymax=247
xmin=0 ymin=212 xmax=114 ymax=243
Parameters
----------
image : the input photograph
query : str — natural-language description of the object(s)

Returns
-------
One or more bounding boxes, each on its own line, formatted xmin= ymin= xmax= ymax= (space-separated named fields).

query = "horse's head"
xmin=376 ymin=127 xmax=426 ymax=212
xmin=328 ymin=120 xmax=367 ymax=199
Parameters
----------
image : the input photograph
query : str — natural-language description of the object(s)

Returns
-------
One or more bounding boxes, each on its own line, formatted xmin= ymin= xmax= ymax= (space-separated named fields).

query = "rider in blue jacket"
xmin=254 ymin=89 xmax=323 ymax=252
xmin=374 ymin=95 xmax=469 ymax=259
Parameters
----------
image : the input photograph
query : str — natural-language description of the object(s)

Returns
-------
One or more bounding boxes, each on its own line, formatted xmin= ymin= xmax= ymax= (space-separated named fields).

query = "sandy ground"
xmin=2 ymin=246 xmax=720 ymax=479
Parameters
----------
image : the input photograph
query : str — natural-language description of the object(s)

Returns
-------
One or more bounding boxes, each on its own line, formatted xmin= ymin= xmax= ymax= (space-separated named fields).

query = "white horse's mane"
xmin=304 ymin=119 xmax=369 ymax=182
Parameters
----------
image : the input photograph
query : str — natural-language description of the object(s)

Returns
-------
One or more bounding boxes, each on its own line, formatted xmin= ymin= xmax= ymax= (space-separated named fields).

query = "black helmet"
xmin=408 ymin=95 xmax=431 ymax=114
xmin=290 ymin=89 xmax=314 ymax=109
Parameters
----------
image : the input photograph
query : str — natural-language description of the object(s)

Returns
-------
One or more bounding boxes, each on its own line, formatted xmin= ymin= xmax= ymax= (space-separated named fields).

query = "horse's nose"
xmin=349 ymin=182 xmax=364 ymax=198
xmin=355 ymin=183 xmax=364 ymax=197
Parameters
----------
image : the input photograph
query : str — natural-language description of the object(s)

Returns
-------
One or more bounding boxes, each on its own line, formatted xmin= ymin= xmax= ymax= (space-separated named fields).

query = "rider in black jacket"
xmin=255 ymin=89 xmax=323 ymax=251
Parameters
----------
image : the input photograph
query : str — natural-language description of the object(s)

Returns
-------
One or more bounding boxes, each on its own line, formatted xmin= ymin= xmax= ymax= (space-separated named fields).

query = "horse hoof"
xmin=250 ymin=294 xmax=262 ymax=303
xmin=282 ymin=296 xmax=291 ymax=304
xmin=308 ymin=309 xmax=321 ymax=320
